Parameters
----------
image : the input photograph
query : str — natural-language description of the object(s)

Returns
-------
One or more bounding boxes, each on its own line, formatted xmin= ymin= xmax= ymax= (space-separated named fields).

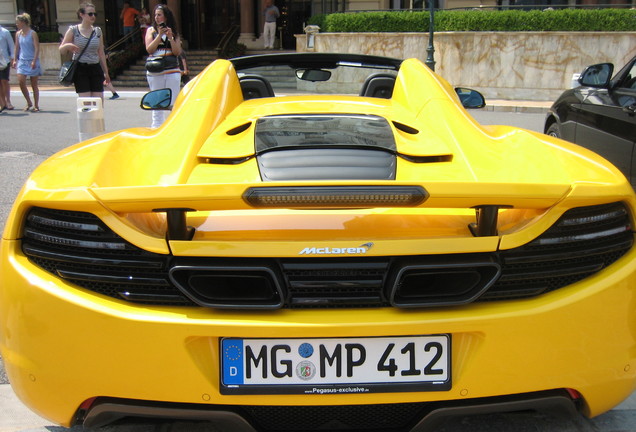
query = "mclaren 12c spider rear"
xmin=1 ymin=53 xmax=636 ymax=431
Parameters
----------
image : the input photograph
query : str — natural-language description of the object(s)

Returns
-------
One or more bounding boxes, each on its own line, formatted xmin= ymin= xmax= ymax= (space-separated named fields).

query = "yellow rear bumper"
xmin=2 ymin=239 xmax=636 ymax=426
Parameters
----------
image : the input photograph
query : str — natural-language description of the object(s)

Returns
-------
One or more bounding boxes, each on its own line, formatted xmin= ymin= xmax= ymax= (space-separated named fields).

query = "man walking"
xmin=0 ymin=24 xmax=14 ymax=112
xmin=263 ymin=0 xmax=279 ymax=49
xmin=120 ymin=1 xmax=139 ymax=46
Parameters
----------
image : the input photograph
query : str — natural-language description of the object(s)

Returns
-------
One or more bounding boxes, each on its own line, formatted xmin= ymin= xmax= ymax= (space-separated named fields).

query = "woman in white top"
xmin=145 ymin=4 xmax=182 ymax=128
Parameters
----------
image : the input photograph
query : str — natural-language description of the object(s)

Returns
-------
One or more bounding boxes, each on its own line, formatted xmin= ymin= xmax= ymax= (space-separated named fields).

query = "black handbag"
xmin=58 ymin=60 xmax=78 ymax=86
xmin=145 ymin=55 xmax=179 ymax=73
xmin=59 ymin=28 xmax=95 ymax=86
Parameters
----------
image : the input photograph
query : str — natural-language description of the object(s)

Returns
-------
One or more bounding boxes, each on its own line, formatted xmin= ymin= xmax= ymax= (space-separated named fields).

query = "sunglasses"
xmin=86 ymin=12 xmax=97 ymax=17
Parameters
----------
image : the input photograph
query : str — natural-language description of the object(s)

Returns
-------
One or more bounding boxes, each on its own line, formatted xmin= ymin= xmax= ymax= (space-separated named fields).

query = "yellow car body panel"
xmin=2 ymin=53 xmax=636 ymax=429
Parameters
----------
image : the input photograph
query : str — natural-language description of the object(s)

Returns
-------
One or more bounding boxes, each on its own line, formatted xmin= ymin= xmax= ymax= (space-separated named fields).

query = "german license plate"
xmin=220 ymin=335 xmax=451 ymax=395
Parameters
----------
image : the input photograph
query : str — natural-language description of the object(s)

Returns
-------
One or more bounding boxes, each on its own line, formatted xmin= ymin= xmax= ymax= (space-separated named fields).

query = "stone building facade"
xmin=2 ymin=0 xmax=632 ymax=51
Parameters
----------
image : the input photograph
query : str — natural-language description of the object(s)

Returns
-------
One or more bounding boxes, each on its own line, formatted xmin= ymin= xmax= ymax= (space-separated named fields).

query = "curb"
xmin=484 ymin=99 xmax=551 ymax=114
xmin=486 ymin=105 xmax=549 ymax=114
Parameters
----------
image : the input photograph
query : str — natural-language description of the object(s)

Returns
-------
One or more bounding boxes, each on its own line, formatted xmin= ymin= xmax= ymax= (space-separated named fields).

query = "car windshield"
xmin=231 ymin=53 xmax=402 ymax=97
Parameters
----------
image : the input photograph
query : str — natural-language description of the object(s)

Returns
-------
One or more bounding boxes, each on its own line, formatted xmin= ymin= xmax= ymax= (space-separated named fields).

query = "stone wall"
xmin=0 ymin=0 xmax=16 ymax=26
xmin=8 ymin=43 xmax=61 ymax=85
xmin=296 ymin=32 xmax=636 ymax=100
xmin=40 ymin=42 xmax=62 ymax=70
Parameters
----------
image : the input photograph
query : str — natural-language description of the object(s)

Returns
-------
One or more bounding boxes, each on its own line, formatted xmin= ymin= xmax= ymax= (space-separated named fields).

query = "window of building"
xmin=16 ymin=0 xmax=56 ymax=32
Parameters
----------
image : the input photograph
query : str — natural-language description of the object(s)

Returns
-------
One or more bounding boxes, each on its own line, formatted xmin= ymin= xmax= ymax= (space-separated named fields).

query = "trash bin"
xmin=77 ymin=97 xmax=105 ymax=141
xmin=304 ymin=25 xmax=320 ymax=50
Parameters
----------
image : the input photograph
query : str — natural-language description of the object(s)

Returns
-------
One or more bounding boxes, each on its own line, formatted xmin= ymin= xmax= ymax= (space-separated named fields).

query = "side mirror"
xmin=140 ymin=88 xmax=172 ymax=110
xmin=579 ymin=63 xmax=613 ymax=88
xmin=296 ymin=68 xmax=332 ymax=82
xmin=455 ymin=88 xmax=486 ymax=109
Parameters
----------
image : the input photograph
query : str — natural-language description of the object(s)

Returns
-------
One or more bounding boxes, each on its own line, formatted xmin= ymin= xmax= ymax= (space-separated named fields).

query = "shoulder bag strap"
xmin=75 ymin=28 xmax=95 ymax=62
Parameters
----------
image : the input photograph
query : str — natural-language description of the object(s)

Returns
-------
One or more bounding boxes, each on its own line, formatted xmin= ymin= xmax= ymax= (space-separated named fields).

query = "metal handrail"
xmin=216 ymin=24 xmax=240 ymax=56
xmin=106 ymin=27 xmax=142 ymax=54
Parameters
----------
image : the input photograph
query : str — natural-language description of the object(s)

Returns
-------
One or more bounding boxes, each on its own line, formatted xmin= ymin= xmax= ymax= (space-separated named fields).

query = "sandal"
xmin=6 ymin=104 xmax=14 ymax=110
xmin=32 ymin=107 xmax=40 ymax=112
xmin=23 ymin=105 xmax=33 ymax=112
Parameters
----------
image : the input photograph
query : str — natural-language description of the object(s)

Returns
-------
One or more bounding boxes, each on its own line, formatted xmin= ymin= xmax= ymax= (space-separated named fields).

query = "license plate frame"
xmin=220 ymin=335 xmax=451 ymax=395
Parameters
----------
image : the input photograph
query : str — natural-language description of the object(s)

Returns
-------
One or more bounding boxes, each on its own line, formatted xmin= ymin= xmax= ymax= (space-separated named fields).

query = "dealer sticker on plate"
xmin=220 ymin=335 xmax=451 ymax=395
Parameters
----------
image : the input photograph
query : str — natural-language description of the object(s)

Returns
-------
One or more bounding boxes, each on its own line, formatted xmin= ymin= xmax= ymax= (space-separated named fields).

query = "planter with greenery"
xmin=38 ymin=32 xmax=63 ymax=43
xmin=308 ymin=8 xmax=636 ymax=33
xmin=299 ymin=9 xmax=635 ymax=100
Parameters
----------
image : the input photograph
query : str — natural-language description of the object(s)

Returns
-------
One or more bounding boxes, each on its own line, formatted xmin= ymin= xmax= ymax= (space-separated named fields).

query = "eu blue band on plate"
xmin=222 ymin=339 xmax=244 ymax=385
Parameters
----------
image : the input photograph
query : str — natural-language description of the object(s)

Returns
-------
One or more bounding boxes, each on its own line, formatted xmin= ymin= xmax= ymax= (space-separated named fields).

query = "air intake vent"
xmin=257 ymin=148 xmax=396 ymax=181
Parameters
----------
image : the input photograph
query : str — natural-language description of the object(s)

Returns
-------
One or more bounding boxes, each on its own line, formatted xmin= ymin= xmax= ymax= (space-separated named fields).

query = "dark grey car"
xmin=544 ymin=56 xmax=636 ymax=187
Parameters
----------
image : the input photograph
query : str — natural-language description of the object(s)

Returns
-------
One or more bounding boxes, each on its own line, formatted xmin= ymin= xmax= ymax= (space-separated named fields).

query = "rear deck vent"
xmin=226 ymin=122 xmax=252 ymax=135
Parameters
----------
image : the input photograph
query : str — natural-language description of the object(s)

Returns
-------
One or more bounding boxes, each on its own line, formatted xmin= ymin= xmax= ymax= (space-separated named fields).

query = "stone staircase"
xmin=15 ymin=49 xmax=299 ymax=89
xmin=241 ymin=65 xmax=297 ymax=90
xmin=110 ymin=49 xmax=298 ymax=89
xmin=9 ymin=69 xmax=59 ymax=86
xmin=111 ymin=49 xmax=218 ymax=88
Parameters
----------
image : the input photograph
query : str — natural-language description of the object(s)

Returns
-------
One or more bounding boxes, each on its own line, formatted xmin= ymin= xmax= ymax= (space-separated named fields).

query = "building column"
xmin=239 ymin=0 xmax=261 ymax=49
xmin=167 ymin=0 xmax=181 ymax=34
xmin=148 ymin=0 xmax=159 ymax=18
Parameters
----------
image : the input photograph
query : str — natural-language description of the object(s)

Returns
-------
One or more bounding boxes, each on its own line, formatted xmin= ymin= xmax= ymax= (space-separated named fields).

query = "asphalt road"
xmin=3 ymin=90 xmax=636 ymax=431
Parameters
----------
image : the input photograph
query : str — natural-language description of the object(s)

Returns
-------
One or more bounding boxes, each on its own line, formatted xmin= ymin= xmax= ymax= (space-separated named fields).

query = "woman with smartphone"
xmin=145 ymin=4 xmax=182 ymax=128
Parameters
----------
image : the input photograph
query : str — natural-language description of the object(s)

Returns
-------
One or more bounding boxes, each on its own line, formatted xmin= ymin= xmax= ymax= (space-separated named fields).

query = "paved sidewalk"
xmin=31 ymin=84 xmax=553 ymax=113
xmin=0 ymin=384 xmax=50 ymax=432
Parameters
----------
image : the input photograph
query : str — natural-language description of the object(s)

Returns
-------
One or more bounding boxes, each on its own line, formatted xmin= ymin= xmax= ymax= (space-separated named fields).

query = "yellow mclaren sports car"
xmin=1 ymin=53 xmax=636 ymax=431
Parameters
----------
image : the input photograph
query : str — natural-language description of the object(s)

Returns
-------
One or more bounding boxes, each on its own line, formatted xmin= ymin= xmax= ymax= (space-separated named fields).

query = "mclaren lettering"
xmin=299 ymin=243 xmax=373 ymax=256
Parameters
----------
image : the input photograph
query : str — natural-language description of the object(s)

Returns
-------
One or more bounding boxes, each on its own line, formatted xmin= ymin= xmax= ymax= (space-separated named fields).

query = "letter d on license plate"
xmin=221 ymin=335 xmax=450 ymax=395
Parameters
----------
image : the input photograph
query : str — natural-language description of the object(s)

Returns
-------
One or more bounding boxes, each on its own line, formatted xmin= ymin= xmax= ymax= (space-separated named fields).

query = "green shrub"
xmin=218 ymin=42 xmax=247 ymax=59
xmin=307 ymin=14 xmax=327 ymax=29
xmin=317 ymin=8 xmax=636 ymax=32
xmin=38 ymin=32 xmax=62 ymax=43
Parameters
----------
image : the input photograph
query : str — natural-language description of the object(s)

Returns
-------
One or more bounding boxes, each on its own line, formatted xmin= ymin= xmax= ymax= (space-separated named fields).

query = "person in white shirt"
xmin=0 ymin=24 xmax=15 ymax=111
xmin=263 ymin=0 xmax=280 ymax=49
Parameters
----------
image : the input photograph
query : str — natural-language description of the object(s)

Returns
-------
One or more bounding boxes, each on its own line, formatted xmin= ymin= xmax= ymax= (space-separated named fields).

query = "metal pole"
xmin=425 ymin=0 xmax=435 ymax=71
